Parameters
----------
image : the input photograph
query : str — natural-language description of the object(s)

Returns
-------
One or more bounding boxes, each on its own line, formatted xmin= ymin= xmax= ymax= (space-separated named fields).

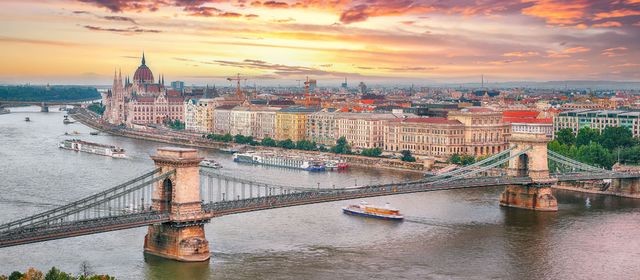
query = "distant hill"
xmin=0 ymin=85 xmax=100 ymax=102
xmin=444 ymin=80 xmax=640 ymax=90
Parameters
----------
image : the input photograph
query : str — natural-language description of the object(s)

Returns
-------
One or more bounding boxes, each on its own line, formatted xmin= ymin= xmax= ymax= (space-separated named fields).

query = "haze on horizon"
xmin=0 ymin=0 xmax=639 ymax=86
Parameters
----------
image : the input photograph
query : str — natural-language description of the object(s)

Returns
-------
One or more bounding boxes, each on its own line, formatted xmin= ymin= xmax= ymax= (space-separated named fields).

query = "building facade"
xmin=103 ymin=53 xmax=184 ymax=126
xmin=306 ymin=111 xmax=338 ymax=146
xmin=554 ymin=109 xmax=640 ymax=138
xmin=275 ymin=107 xmax=317 ymax=141
xmin=384 ymin=118 xmax=466 ymax=159
xmin=447 ymin=108 xmax=510 ymax=156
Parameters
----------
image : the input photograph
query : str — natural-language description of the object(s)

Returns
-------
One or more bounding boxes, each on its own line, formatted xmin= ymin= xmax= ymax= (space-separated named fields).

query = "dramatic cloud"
xmin=83 ymin=25 xmax=161 ymax=34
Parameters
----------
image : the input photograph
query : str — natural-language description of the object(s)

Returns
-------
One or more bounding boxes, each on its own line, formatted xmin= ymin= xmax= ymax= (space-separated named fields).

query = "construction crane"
xmin=227 ymin=73 xmax=247 ymax=100
xmin=303 ymin=76 xmax=310 ymax=108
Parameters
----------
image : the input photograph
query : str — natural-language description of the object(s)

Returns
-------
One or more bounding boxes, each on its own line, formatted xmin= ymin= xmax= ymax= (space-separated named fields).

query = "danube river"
xmin=1 ymin=107 xmax=640 ymax=279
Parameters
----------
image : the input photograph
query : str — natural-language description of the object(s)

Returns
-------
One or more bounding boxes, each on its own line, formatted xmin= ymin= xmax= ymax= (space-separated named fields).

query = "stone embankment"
xmin=70 ymin=109 xmax=425 ymax=172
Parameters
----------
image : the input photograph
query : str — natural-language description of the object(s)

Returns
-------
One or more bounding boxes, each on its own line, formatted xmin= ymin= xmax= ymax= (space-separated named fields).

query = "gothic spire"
xmin=141 ymin=51 xmax=146 ymax=66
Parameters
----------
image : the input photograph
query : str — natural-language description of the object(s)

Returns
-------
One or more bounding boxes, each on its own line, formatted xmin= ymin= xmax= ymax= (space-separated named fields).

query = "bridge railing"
xmin=0 ymin=169 xmax=174 ymax=234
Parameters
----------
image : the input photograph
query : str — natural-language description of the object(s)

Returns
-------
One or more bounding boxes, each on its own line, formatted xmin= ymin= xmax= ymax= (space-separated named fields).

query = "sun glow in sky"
xmin=0 ymin=0 xmax=639 ymax=85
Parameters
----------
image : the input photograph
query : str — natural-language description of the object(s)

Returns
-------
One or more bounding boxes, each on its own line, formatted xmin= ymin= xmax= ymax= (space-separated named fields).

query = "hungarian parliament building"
xmin=102 ymin=53 xmax=185 ymax=126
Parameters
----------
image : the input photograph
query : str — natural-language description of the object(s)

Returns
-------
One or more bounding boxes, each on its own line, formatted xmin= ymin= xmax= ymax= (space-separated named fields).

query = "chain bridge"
xmin=1 ymin=133 xmax=639 ymax=261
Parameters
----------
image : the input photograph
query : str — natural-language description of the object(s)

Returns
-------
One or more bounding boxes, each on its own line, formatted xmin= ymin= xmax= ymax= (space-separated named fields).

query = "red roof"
xmin=502 ymin=111 xmax=539 ymax=118
xmin=392 ymin=117 xmax=462 ymax=125
xmin=503 ymin=117 xmax=552 ymax=124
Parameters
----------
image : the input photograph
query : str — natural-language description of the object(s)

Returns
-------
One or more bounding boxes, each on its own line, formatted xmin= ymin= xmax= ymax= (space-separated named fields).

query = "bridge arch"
xmin=161 ymin=178 xmax=173 ymax=213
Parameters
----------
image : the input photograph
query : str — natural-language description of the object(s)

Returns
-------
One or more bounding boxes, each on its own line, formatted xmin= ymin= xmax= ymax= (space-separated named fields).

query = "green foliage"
xmin=0 ymin=86 xmax=100 ymax=102
xmin=233 ymin=134 xmax=256 ymax=145
xmin=575 ymin=127 xmax=600 ymax=147
xmin=2 ymin=267 xmax=115 ymax=280
xmin=460 ymin=154 xmax=475 ymax=165
xmin=87 ymin=103 xmax=105 ymax=115
xmin=277 ymin=139 xmax=295 ymax=149
xmin=260 ymin=137 xmax=277 ymax=147
xmin=447 ymin=154 xmax=461 ymax=164
xmin=206 ymin=133 xmax=233 ymax=142
xmin=548 ymin=126 xmax=639 ymax=169
xmin=165 ymin=119 xmax=185 ymax=130
xmin=360 ymin=147 xmax=382 ymax=157
xmin=619 ymin=146 xmax=640 ymax=165
xmin=400 ymin=150 xmax=416 ymax=162
xmin=576 ymin=142 xmax=614 ymax=168
xmin=599 ymin=126 xmax=635 ymax=151
xmin=45 ymin=267 xmax=73 ymax=280
xmin=8 ymin=271 xmax=22 ymax=280
xmin=555 ymin=128 xmax=575 ymax=146
xmin=295 ymin=140 xmax=317 ymax=150
xmin=330 ymin=137 xmax=351 ymax=154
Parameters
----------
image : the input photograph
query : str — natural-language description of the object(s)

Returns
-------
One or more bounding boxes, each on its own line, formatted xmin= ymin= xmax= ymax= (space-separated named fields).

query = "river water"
xmin=1 ymin=107 xmax=639 ymax=280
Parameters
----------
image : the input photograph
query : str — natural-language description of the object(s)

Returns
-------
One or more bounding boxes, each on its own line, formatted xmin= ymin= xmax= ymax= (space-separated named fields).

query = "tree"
xmin=555 ymin=128 xmax=575 ymax=146
xmin=575 ymin=127 xmax=600 ymax=147
xmin=330 ymin=137 xmax=351 ymax=154
xmin=361 ymin=147 xmax=383 ymax=157
xmin=576 ymin=142 xmax=614 ymax=168
xmin=599 ymin=126 xmax=635 ymax=151
xmin=460 ymin=154 xmax=475 ymax=165
xmin=8 ymin=272 xmax=22 ymax=280
xmin=221 ymin=133 xmax=233 ymax=142
xmin=79 ymin=261 xmax=93 ymax=278
xmin=447 ymin=154 xmax=462 ymax=164
xmin=261 ymin=137 xmax=277 ymax=147
xmin=45 ymin=267 xmax=72 ymax=280
xmin=277 ymin=139 xmax=295 ymax=149
xmin=295 ymin=140 xmax=316 ymax=150
xmin=619 ymin=146 xmax=640 ymax=165
xmin=400 ymin=150 xmax=416 ymax=162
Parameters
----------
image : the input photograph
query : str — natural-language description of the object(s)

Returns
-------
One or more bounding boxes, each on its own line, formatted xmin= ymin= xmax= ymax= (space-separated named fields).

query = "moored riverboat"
xmin=59 ymin=139 xmax=126 ymax=158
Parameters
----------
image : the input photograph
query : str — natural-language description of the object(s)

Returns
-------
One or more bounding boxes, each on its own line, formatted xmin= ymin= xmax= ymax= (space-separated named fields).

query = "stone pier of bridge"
xmin=500 ymin=132 xmax=558 ymax=211
xmin=144 ymin=147 xmax=211 ymax=262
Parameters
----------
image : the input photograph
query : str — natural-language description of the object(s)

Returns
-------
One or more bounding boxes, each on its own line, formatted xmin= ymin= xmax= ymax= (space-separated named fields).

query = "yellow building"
xmin=275 ymin=107 xmax=317 ymax=141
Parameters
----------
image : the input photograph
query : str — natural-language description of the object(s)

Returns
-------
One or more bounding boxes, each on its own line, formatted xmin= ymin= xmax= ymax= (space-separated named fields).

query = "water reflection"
xmin=144 ymin=254 xmax=210 ymax=280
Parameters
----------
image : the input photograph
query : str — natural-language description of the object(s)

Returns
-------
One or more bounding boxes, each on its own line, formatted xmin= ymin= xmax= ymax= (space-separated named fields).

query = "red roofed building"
xmin=502 ymin=110 xmax=553 ymax=136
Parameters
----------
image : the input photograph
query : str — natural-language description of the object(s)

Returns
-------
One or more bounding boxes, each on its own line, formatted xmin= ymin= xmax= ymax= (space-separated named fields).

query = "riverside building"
xmin=554 ymin=109 xmax=640 ymax=137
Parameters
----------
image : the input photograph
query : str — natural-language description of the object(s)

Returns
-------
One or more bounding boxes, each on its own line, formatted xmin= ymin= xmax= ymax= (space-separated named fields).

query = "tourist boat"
xmin=199 ymin=159 xmax=222 ymax=169
xmin=302 ymin=160 xmax=326 ymax=172
xmin=342 ymin=202 xmax=404 ymax=220
xmin=59 ymin=139 xmax=126 ymax=158
xmin=63 ymin=115 xmax=74 ymax=124
xmin=325 ymin=160 xmax=350 ymax=170
xmin=233 ymin=151 xmax=328 ymax=172
xmin=24 ymin=117 xmax=30 ymax=122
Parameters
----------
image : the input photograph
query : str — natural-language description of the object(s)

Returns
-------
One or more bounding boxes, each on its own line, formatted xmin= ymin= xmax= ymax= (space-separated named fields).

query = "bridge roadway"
xmin=2 ymin=171 xmax=639 ymax=248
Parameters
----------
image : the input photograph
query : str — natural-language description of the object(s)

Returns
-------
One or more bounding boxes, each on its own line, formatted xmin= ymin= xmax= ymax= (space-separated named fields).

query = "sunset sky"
xmin=0 ymin=0 xmax=639 ymax=86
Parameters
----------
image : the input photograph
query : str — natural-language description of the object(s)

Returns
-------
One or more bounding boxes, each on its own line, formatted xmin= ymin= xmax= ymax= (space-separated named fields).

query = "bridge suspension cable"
xmin=0 ymin=168 xmax=171 ymax=234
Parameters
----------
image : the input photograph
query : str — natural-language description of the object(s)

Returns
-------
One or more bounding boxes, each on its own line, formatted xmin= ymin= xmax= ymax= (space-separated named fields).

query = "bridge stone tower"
xmin=144 ymin=147 xmax=211 ymax=262
xmin=500 ymin=132 xmax=558 ymax=211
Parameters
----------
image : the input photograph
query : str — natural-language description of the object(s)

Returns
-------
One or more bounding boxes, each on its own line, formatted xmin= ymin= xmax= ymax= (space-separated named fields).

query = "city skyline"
xmin=1 ymin=0 xmax=639 ymax=85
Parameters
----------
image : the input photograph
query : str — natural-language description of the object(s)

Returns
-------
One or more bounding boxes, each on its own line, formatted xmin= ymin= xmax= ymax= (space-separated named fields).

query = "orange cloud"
xmin=521 ymin=0 xmax=589 ymax=26
xmin=503 ymin=51 xmax=539 ymax=57
xmin=563 ymin=46 xmax=590 ymax=53
xmin=591 ymin=21 xmax=622 ymax=28
xmin=593 ymin=9 xmax=640 ymax=20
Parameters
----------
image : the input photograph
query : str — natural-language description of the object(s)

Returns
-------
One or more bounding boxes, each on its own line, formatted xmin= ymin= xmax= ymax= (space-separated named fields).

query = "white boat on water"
xmin=59 ymin=139 xmax=126 ymax=158
xmin=199 ymin=159 xmax=222 ymax=169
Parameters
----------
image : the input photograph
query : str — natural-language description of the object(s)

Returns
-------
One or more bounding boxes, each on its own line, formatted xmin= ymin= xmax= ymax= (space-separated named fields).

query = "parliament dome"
xmin=133 ymin=52 xmax=154 ymax=84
